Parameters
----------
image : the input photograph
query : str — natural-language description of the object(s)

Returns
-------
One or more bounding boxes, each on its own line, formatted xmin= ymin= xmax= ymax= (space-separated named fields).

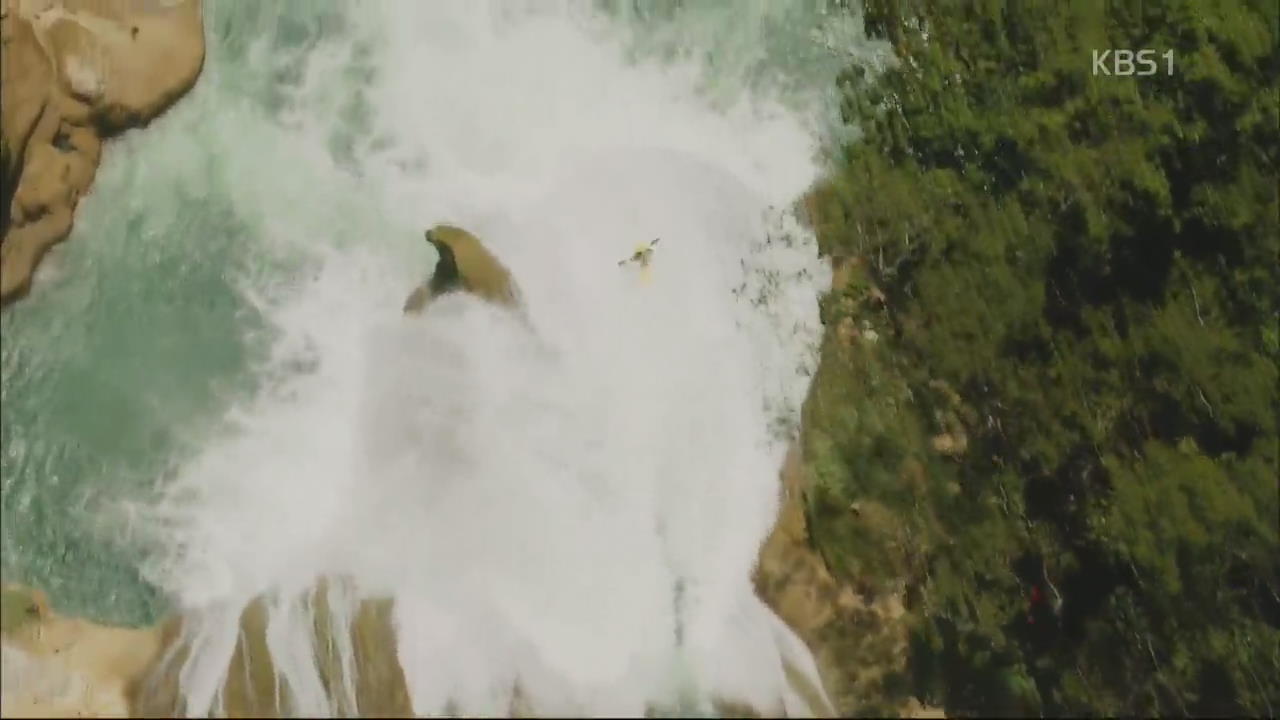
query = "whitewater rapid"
xmin=1 ymin=0 xmax=891 ymax=715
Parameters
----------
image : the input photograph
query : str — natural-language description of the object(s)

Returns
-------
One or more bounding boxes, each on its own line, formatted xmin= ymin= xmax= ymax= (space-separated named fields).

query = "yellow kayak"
xmin=619 ymin=238 xmax=660 ymax=285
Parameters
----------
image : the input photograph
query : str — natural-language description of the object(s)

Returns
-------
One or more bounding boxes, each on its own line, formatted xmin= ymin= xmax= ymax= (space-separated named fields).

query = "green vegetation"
xmin=804 ymin=0 xmax=1279 ymax=715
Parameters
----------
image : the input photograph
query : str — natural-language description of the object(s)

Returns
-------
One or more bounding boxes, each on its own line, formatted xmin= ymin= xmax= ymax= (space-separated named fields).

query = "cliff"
xmin=751 ymin=233 xmax=945 ymax=718
xmin=0 ymin=0 xmax=205 ymax=306
xmin=797 ymin=0 xmax=1279 ymax=715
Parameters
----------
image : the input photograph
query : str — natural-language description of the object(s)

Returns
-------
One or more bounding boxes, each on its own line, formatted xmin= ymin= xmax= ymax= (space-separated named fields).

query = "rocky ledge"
xmin=0 ymin=0 xmax=205 ymax=306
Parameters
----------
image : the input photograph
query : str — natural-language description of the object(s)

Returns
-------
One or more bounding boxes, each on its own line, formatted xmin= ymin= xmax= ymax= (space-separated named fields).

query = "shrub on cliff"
xmin=806 ymin=0 xmax=1279 ymax=715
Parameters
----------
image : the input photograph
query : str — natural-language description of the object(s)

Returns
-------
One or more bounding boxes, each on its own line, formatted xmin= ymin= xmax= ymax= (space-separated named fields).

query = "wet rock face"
xmin=403 ymin=224 xmax=523 ymax=315
xmin=1 ymin=9 xmax=53 ymax=233
xmin=0 ymin=0 xmax=205 ymax=306
xmin=1 ymin=580 xmax=413 ymax=719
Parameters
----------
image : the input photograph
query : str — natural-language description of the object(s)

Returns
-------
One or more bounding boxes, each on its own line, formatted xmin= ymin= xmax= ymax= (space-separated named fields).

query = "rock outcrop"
xmin=0 ymin=0 xmax=205 ymax=306
xmin=0 ymin=581 xmax=413 ymax=718
xmin=3 ymin=575 xmax=822 ymax=718
xmin=754 ymin=437 xmax=950 ymax=718
xmin=403 ymin=224 xmax=523 ymax=315
xmin=1 ymin=583 xmax=171 ymax=717
xmin=751 ymin=193 xmax=947 ymax=718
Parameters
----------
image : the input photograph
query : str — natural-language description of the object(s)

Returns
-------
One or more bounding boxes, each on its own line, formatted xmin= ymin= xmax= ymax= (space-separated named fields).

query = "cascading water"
xmin=1 ymin=0 xmax=890 ymax=715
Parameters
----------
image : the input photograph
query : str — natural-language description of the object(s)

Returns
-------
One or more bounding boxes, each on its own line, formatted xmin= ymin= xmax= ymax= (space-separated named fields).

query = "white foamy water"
xmin=121 ymin=0 xmax=867 ymax=715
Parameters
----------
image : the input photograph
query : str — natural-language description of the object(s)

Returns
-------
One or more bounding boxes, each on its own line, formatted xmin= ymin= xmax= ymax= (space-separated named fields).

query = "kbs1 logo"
xmin=1092 ymin=49 xmax=1175 ymax=76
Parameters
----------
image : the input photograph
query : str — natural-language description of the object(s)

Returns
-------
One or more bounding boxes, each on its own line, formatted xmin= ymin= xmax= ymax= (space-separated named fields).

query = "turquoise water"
xmin=0 ymin=1 xmax=354 ymax=625
xmin=0 ymin=138 xmax=267 ymax=625
xmin=0 ymin=0 xmax=883 ymax=640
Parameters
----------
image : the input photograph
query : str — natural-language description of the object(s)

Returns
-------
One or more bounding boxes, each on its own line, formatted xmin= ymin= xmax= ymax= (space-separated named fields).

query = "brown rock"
xmin=754 ymin=450 xmax=838 ymax=637
xmin=930 ymin=431 xmax=968 ymax=457
xmin=753 ymin=439 xmax=917 ymax=717
xmin=13 ymin=139 xmax=70 ymax=219
xmin=835 ymin=315 xmax=859 ymax=346
xmin=0 ymin=202 xmax=73 ymax=297
xmin=4 ymin=579 xmax=414 ymax=719
xmin=926 ymin=378 xmax=962 ymax=408
xmin=42 ymin=0 xmax=206 ymax=134
xmin=0 ymin=0 xmax=205 ymax=307
xmin=2 ymin=582 xmax=167 ymax=718
xmin=1 ymin=13 xmax=53 ymax=214
xmin=901 ymin=696 xmax=948 ymax=718
xmin=56 ymin=90 xmax=94 ymax=126
xmin=404 ymin=224 xmax=524 ymax=316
